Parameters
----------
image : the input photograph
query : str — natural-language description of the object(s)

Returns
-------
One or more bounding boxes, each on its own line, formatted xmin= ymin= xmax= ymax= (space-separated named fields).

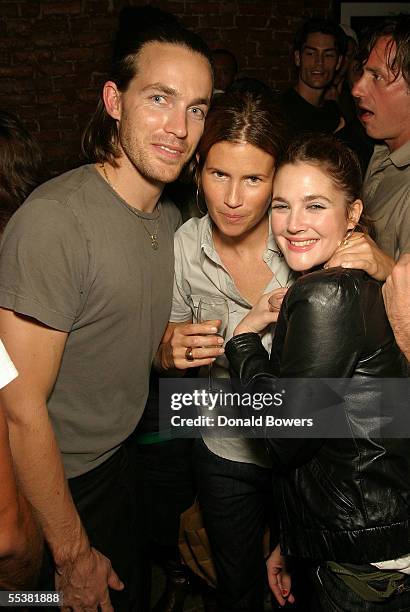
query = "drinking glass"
xmin=197 ymin=296 xmax=229 ymax=391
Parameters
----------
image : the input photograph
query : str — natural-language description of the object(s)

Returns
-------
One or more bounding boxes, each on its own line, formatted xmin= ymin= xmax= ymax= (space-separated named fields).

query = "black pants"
xmin=135 ymin=438 xmax=196 ymax=553
xmin=195 ymin=439 xmax=274 ymax=612
xmin=39 ymin=440 xmax=148 ymax=611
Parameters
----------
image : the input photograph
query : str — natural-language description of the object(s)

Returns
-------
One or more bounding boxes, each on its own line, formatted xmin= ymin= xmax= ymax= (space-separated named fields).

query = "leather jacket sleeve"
xmin=226 ymin=269 xmax=365 ymax=470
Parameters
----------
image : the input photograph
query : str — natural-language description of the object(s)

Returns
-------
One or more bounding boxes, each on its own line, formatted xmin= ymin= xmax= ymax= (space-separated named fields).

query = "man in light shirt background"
xmin=353 ymin=15 xmax=410 ymax=261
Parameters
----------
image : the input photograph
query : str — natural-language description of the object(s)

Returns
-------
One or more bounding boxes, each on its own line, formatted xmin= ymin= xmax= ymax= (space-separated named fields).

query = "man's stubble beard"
xmin=119 ymin=127 xmax=189 ymax=185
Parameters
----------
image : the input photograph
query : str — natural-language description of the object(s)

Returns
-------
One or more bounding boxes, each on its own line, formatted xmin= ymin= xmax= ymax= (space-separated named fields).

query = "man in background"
xmin=211 ymin=48 xmax=238 ymax=93
xmin=280 ymin=18 xmax=346 ymax=135
xmin=353 ymin=16 xmax=410 ymax=260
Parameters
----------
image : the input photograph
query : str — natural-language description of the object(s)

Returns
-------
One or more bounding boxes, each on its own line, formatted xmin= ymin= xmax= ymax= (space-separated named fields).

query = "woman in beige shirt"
xmin=158 ymin=91 xmax=289 ymax=611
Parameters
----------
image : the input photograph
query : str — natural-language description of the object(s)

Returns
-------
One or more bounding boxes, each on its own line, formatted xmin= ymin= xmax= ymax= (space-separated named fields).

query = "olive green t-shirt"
xmin=0 ymin=165 xmax=180 ymax=478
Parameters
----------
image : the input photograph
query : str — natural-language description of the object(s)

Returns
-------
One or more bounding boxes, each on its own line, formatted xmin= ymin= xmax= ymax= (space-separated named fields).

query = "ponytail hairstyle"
xmin=81 ymin=6 xmax=212 ymax=166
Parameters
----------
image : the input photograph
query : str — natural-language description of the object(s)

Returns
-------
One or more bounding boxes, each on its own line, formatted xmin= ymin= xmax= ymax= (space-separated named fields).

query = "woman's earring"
xmin=196 ymin=187 xmax=207 ymax=216
xmin=341 ymin=227 xmax=355 ymax=247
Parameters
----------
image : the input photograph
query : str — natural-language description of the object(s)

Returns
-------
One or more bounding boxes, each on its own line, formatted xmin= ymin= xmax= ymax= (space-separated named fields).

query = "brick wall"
xmin=0 ymin=0 xmax=335 ymax=175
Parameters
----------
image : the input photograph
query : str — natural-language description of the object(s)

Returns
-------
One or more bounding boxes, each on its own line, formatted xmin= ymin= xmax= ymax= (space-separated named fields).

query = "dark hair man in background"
xmin=353 ymin=16 xmax=410 ymax=260
xmin=211 ymin=48 xmax=238 ymax=93
xmin=0 ymin=6 xmax=212 ymax=610
xmin=280 ymin=18 xmax=347 ymax=135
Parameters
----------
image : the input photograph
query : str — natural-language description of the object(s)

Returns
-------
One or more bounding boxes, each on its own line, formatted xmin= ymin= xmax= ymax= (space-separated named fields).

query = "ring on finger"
xmin=185 ymin=347 xmax=195 ymax=362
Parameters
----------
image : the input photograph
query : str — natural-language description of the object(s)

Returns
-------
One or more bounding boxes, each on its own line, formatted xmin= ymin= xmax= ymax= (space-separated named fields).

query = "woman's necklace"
xmin=100 ymin=162 xmax=160 ymax=250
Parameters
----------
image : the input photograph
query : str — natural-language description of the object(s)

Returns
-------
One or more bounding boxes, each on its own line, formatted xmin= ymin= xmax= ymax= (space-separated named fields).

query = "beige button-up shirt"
xmin=170 ymin=214 xmax=294 ymax=466
xmin=362 ymin=140 xmax=410 ymax=260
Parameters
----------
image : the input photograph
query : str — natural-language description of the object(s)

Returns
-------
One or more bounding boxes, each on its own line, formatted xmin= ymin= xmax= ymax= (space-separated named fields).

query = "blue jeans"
xmin=311 ymin=564 xmax=410 ymax=611
xmin=195 ymin=439 xmax=274 ymax=612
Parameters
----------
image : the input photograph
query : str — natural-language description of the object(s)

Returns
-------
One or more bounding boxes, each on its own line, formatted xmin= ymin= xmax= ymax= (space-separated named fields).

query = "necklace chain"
xmin=100 ymin=162 xmax=160 ymax=250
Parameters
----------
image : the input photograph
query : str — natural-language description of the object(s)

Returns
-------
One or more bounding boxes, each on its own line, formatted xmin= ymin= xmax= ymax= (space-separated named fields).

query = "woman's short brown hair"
xmin=196 ymin=91 xmax=287 ymax=177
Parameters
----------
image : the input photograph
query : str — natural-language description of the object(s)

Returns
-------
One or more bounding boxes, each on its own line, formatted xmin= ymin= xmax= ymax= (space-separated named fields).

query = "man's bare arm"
xmin=0 ymin=408 xmax=43 ymax=589
xmin=0 ymin=309 xmax=123 ymax=610
xmin=383 ymin=254 xmax=410 ymax=360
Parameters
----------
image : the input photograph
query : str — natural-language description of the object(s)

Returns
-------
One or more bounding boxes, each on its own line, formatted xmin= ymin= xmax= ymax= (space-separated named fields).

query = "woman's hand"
xmin=266 ymin=544 xmax=295 ymax=607
xmin=233 ymin=288 xmax=288 ymax=336
xmin=157 ymin=320 xmax=225 ymax=371
xmin=325 ymin=232 xmax=394 ymax=281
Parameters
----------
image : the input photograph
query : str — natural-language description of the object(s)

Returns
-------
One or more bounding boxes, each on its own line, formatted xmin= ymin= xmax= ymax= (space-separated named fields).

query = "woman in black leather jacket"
xmin=226 ymin=135 xmax=409 ymax=611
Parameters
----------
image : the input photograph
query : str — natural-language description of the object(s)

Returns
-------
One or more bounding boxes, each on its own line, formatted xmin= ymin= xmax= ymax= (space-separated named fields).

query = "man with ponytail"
xmin=0 ymin=7 xmax=212 ymax=610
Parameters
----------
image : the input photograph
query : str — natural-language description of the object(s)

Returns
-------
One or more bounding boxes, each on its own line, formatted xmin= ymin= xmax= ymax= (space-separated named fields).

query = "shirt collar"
xmin=389 ymin=139 xmax=410 ymax=168
xmin=373 ymin=140 xmax=410 ymax=170
xmin=197 ymin=211 xmax=293 ymax=293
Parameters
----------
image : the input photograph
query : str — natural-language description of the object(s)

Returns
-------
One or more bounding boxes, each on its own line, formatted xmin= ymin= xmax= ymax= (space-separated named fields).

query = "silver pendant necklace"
xmin=100 ymin=163 xmax=160 ymax=250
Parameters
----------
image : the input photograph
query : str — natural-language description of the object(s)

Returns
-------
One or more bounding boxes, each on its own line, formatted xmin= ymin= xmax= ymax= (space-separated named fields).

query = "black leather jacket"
xmin=226 ymin=268 xmax=409 ymax=563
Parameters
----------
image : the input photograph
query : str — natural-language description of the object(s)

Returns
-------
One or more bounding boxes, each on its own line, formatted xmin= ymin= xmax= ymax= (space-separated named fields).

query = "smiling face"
xmin=201 ymin=141 xmax=276 ymax=240
xmin=352 ymin=36 xmax=410 ymax=152
xmin=106 ymin=41 xmax=213 ymax=184
xmin=271 ymin=162 xmax=362 ymax=272
xmin=295 ymin=32 xmax=341 ymax=92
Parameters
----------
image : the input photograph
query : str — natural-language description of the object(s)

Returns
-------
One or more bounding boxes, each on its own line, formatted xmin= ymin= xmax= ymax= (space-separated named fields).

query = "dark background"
xmin=0 ymin=0 xmax=335 ymax=175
